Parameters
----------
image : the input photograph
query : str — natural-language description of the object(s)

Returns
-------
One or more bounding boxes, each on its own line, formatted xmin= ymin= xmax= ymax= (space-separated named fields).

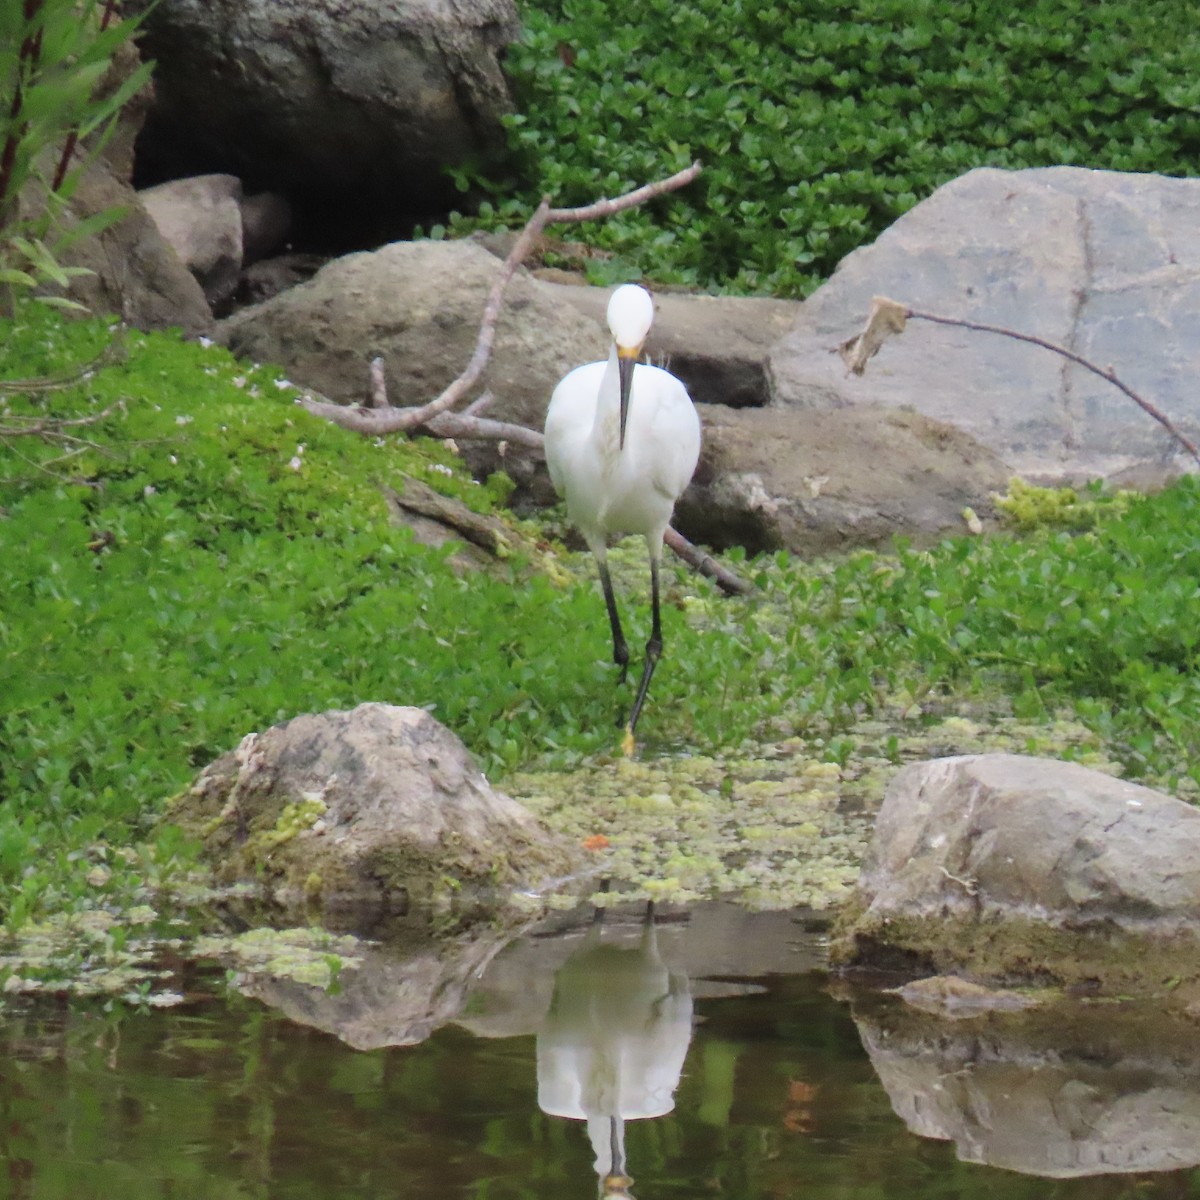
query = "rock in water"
xmin=833 ymin=753 xmax=1200 ymax=995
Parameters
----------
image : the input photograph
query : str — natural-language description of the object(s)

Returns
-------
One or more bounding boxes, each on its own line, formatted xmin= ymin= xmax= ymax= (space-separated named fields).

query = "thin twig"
xmin=545 ymin=161 xmax=703 ymax=224
xmin=304 ymin=198 xmax=554 ymax=435
xmin=424 ymin=411 xmax=544 ymax=448
xmin=906 ymin=307 xmax=1200 ymax=468
xmin=0 ymin=330 xmax=127 ymax=394
xmin=366 ymin=356 xmax=387 ymax=408
xmin=462 ymin=390 xmax=495 ymax=418
xmin=297 ymin=392 xmax=545 ymax=448
xmin=0 ymin=398 xmax=124 ymax=437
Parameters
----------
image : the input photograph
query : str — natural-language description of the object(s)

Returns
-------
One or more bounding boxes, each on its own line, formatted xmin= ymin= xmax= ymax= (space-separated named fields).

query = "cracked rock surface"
xmin=770 ymin=166 xmax=1200 ymax=487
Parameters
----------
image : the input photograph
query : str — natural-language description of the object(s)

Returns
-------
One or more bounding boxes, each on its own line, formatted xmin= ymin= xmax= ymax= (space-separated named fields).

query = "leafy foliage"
xmin=454 ymin=0 xmax=1200 ymax=294
xmin=0 ymin=0 xmax=155 ymax=313
xmin=992 ymin=477 xmax=1138 ymax=531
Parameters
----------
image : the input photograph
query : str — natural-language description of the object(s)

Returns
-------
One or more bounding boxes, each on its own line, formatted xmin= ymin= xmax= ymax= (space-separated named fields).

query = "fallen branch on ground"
xmin=0 ymin=398 xmax=123 ymax=437
xmin=663 ymin=528 xmax=755 ymax=596
xmin=0 ymin=329 xmax=127 ymax=395
xmin=840 ymin=296 xmax=1200 ymax=469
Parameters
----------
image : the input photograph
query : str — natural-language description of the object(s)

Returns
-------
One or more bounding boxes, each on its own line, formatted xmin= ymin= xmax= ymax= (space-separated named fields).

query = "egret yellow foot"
xmin=621 ymin=724 xmax=637 ymax=757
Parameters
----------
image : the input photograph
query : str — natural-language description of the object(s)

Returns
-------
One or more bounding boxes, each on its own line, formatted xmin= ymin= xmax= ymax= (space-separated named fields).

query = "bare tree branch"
xmin=462 ymin=390 xmax=495 ymax=418
xmin=298 ymin=391 xmax=546 ymax=448
xmin=296 ymin=162 xmax=703 ymax=439
xmin=367 ymin=357 xmax=387 ymax=408
xmin=0 ymin=398 xmax=124 ymax=438
xmin=841 ymin=296 xmax=1200 ymax=470
xmin=545 ymin=160 xmax=703 ymax=224
xmin=423 ymin=412 xmax=544 ymax=448
xmin=0 ymin=329 xmax=127 ymax=394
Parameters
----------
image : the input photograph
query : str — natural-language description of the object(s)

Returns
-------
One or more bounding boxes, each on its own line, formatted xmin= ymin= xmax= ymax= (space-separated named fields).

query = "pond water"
xmin=4 ymin=903 xmax=1200 ymax=1199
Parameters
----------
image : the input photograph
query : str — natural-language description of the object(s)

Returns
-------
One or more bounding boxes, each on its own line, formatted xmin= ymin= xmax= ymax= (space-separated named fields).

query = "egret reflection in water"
xmin=537 ymin=904 xmax=694 ymax=1196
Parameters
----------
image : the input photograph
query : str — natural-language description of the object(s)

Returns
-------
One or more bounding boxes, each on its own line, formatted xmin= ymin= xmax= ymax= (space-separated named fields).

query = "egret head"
xmin=606 ymin=284 xmax=654 ymax=450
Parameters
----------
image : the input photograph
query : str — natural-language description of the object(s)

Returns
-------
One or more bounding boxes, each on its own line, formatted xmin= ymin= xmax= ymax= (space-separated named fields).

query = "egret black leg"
xmin=627 ymin=556 xmax=663 ymax=734
xmin=596 ymin=558 xmax=629 ymax=683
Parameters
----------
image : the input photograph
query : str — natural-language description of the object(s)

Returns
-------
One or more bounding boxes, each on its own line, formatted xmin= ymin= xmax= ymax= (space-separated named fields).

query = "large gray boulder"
xmin=133 ymin=0 xmax=518 ymax=239
xmin=545 ymin=283 xmax=796 ymax=412
xmin=168 ymin=703 xmax=582 ymax=917
xmin=834 ymin=753 xmax=1200 ymax=994
xmin=33 ymin=150 xmax=213 ymax=334
xmin=771 ymin=166 xmax=1200 ymax=487
xmin=231 ymin=924 xmax=521 ymax=1050
xmin=138 ymin=174 xmax=245 ymax=311
xmin=676 ymin=402 xmax=1008 ymax=555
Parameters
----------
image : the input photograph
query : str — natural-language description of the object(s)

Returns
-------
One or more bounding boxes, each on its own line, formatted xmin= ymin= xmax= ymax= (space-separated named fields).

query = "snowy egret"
xmin=544 ymin=284 xmax=701 ymax=748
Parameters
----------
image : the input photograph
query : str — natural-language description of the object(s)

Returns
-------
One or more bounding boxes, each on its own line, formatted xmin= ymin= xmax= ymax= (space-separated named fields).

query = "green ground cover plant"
xmin=453 ymin=0 xmax=1200 ymax=294
xmin=2 ymin=307 xmax=1198 ymax=940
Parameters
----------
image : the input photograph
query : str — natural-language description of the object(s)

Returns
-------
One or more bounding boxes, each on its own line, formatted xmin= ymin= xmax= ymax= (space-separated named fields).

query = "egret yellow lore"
xmin=544 ymin=283 xmax=701 ymax=750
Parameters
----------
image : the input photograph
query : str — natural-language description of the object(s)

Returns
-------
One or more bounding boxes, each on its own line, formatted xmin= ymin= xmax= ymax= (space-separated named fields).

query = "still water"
xmin=3 ymin=903 xmax=1200 ymax=1199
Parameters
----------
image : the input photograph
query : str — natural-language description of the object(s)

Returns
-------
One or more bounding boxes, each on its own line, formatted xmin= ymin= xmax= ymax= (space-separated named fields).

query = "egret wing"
xmin=543 ymin=362 xmax=604 ymax=497
xmin=643 ymin=374 xmax=701 ymax=503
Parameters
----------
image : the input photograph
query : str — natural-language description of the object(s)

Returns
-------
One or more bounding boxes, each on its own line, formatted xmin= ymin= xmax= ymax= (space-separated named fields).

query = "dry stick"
xmin=0 ymin=330 xmax=126 ymax=394
xmin=298 ymin=382 xmax=544 ymax=447
xmin=909 ymin=307 xmax=1200 ymax=469
xmin=462 ymin=389 xmax=495 ymax=418
xmin=367 ymin=357 xmax=387 ymax=408
xmin=0 ymin=398 xmax=124 ymax=438
xmin=298 ymin=200 xmax=552 ymax=436
xmin=663 ymin=528 xmax=754 ymax=597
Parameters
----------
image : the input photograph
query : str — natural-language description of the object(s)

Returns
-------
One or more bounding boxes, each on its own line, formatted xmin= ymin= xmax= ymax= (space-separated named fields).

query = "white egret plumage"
xmin=544 ymin=284 xmax=701 ymax=747
xmin=537 ymin=904 xmax=694 ymax=1196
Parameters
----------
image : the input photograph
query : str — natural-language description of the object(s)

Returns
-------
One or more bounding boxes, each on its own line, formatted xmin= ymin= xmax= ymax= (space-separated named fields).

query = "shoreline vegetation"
xmin=1 ymin=304 xmax=1197 ymax=996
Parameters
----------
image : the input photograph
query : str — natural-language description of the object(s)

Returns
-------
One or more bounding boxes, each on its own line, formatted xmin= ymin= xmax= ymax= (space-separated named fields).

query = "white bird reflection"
xmin=537 ymin=905 xmax=694 ymax=1198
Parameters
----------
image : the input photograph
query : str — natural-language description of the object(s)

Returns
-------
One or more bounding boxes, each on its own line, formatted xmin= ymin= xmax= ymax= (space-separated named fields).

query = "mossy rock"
xmin=169 ymin=703 xmax=584 ymax=921
xmin=832 ymin=753 xmax=1200 ymax=999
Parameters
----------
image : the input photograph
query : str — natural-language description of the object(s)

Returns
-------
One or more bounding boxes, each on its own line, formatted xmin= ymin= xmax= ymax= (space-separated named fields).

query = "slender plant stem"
xmin=0 ymin=0 xmax=46 ymax=231
xmin=907 ymin=307 xmax=1200 ymax=468
xmin=51 ymin=0 xmax=128 ymax=192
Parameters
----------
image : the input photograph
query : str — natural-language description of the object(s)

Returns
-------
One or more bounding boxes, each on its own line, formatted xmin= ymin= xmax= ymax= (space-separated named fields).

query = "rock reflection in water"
xmin=536 ymin=905 xmax=694 ymax=1197
xmin=853 ymin=991 xmax=1200 ymax=1178
xmin=232 ymin=920 xmax=518 ymax=1050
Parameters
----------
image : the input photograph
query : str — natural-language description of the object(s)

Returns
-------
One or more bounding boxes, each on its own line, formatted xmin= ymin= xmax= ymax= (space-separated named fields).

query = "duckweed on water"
xmin=507 ymin=701 xmax=1121 ymax=911
xmin=192 ymin=927 xmax=365 ymax=992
